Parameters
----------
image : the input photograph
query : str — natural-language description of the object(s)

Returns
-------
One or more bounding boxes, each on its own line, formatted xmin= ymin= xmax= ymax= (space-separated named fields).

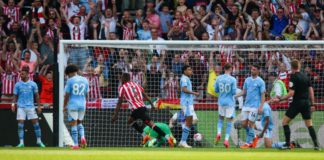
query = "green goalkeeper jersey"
xmin=143 ymin=123 xmax=171 ymax=138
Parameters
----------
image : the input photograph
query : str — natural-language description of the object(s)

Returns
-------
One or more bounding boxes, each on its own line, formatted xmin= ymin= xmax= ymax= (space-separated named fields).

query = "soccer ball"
xmin=193 ymin=133 xmax=203 ymax=142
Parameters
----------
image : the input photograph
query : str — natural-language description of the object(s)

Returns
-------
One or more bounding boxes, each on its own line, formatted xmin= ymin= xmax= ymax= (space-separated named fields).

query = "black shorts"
xmin=285 ymin=100 xmax=311 ymax=120
xmin=130 ymin=107 xmax=151 ymax=124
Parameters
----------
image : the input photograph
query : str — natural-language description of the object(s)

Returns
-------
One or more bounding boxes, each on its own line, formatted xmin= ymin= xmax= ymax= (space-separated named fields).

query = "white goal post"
xmin=58 ymin=40 xmax=324 ymax=148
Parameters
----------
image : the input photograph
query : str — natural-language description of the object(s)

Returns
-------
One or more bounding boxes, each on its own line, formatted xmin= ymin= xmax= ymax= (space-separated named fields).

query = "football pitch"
xmin=0 ymin=148 xmax=323 ymax=160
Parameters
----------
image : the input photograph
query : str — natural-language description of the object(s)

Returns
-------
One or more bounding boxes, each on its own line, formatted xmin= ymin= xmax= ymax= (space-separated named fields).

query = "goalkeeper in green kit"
xmin=142 ymin=122 xmax=176 ymax=147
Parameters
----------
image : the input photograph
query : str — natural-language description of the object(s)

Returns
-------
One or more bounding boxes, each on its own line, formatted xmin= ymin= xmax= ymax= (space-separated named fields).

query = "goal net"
xmin=58 ymin=40 xmax=324 ymax=148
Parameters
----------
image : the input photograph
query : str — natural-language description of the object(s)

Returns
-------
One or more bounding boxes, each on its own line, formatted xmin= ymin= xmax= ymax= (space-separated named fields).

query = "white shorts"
xmin=181 ymin=105 xmax=195 ymax=117
xmin=218 ymin=106 xmax=235 ymax=118
xmin=68 ymin=109 xmax=85 ymax=122
xmin=17 ymin=108 xmax=38 ymax=120
xmin=241 ymin=110 xmax=258 ymax=122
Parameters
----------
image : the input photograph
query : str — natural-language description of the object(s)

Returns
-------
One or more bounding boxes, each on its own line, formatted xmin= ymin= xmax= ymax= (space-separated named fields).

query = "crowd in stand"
xmin=0 ymin=0 xmax=323 ymax=105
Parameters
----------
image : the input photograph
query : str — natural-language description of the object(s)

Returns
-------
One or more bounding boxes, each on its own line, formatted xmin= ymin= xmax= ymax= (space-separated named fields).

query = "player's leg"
xmin=216 ymin=106 xmax=225 ymax=144
xmin=129 ymin=109 xmax=145 ymax=133
xmin=28 ymin=108 xmax=45 ymax=147
xmin=301 ymin=105 xmax=320 ymax=150
xmin=281 ymin=104 xmax=298 ymax=149
xmin=178 ymin=105 xmax=193 ymax=148
xmin=16 ymin=108 xmax=26 ymax=147
xmin=223 ymin=107 xmax=235 ymax=148
xmin=240 ymin=111 xmax=250 ymax=148
xmin=68 ymin=110 xmax=79 ymax=149
xmin=263 ymin=129 xmax=273 ymax=148
xmin=192 ymin=112 xmax=199 ymax=134
xmin=247 ymin=111 xmax=258 ymax=148
xmin=77 ymin=110 xmax=87 ymax=148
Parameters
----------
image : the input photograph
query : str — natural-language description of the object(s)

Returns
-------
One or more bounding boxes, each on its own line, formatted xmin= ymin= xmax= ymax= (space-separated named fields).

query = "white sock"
xmin=37 ymin=138 xmax=41 ymax=143
xmin=20 ymin=139 xmax=24 ymax=144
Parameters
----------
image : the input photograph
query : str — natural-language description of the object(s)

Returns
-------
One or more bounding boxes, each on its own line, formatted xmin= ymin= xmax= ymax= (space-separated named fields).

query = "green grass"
xmin=0 ymin=147 xmax=323 ymax=160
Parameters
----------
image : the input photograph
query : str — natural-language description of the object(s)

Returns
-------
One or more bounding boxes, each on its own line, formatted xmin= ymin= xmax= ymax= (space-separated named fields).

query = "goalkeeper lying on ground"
xmin=142 ymin=123 xmax=176 ymax=147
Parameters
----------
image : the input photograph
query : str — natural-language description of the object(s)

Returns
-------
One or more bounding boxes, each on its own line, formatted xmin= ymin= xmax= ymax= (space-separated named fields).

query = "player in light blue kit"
xmin=255 ymin=102 xmax=298 ymax=148
xmin=178 ymin=65 xmax=199 ymax=148
xmin=235 ymin=64 xmax=265 ymax=149
xmin=64 ymin=64 xmax=89 ymax=149
xmin=12 ymin=66 xmax=45 ymax=148
xmin=214 ymin=63 xmax=237 ymax=148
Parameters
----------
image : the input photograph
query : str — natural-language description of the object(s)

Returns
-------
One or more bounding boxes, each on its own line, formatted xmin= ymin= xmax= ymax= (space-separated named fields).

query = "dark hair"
xmin=182 ymin=65 xmax=191 ymax=74
xmin=269 ymin=72 xmax=277 ymax=77
xmin=65 ymin=64 xmax=79 ymax=75
xmin=224 ymin=63 xmax=232 ymax=70
xmin=251 ymin=64 xmax=261 ymax=70
xmin=121 ymin=72 xmax=130 ymax=82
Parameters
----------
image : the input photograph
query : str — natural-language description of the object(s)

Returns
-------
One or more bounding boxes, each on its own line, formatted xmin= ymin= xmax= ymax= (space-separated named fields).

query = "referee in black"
xmin=273 ymin=59 xmax=320 ymax=150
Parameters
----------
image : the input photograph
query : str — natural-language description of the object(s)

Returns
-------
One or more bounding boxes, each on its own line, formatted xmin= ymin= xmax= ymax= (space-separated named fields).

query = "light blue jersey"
xmin=14 ymin=80 xmax=38 ymax=108
xmin=180 ymin=75 xmax=194 ymax=107
xmin=65 ymin=75 xmax=89 ymax=110
xmin=243 ymin=76 xmax=266 ymax=108
xmin=261 ymin=103 xmax=273 ymax=131
xmin=215 ymin=74 xmax=237 ymax=107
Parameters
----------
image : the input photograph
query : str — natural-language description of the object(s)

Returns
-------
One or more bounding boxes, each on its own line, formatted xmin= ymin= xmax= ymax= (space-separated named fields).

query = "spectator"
xmin=98 ymin=0 xmax=117 ymax=40
xmin=164 ymin=71 xmax=179 ymax=99
xmin=137 ymin=20 xmax=152 ymax=40
xmin=38 ymin=65 xmax=53 ymax=105
xmin=155 ymin=0 xmax=172 ymax=39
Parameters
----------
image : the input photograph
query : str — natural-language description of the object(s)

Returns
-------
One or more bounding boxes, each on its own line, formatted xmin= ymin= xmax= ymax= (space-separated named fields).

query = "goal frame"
xmin=58 ymin=40 xmax=324 ymax=147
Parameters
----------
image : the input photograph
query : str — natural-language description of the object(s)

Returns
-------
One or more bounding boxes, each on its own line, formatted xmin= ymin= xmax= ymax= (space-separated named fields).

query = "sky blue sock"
xmin=18 ymin=123 xmax=24 ymax=143
xmin=180 ymin=126 xmax=190 ymax=143
xmin=33 ymin=123 xmax=42 ymax=143
xmin=217 ymin=119 xmax=223 ymax=135
xmin=77 ymin=124 xmax=85 ymax=139
xmin=248 ymin=127 xmax=255 ymax=144
xmin=225 ymin=122 xmax=232 ymax=141
xmin=245 ymin=127 xmax=250 ymax=144
xmin=272 ymin=142 xmax=286 ymax=148
xmin=71 ymin=126 xmax=78 ymax=145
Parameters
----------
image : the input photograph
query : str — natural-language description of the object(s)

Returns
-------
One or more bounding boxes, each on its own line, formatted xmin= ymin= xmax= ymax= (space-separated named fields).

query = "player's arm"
xmin=11 ymin=95 xmax=18 ymax=112
xmin=259 ymin=117 xmax=269 ymax=138
xmin=142 ymin=91 xmax=155 ymax=109
xmin=309 ymin=86 xmax=315 ymax=111
xmin=35 ymin=92 xmax=42 ymax=114
xmin=234 ymin=89 xmax=246 ymax=98
xmin=181 ymin=86 xmax=199 ymax=96
xmin=258 ymin=92 xmax=265 ymax=114
xmin=278 ymin=89 xmax=294 ymax=102
xmin=63 ymin=93 xmax=70 ymax=112
xmin=112 ymin=96 xmax=123 ymax=122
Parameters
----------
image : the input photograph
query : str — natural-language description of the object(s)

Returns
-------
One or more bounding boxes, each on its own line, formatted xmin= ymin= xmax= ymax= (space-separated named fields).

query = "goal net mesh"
xmin=59 ymin=41 xmax=324 ymax=148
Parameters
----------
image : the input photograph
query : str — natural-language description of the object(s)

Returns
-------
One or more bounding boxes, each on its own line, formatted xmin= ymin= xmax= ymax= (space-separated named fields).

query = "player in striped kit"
xmin=64 ymin=64 xmax=89 ymax=149
xmin=112 ymin=73 xmax=175 ymax=147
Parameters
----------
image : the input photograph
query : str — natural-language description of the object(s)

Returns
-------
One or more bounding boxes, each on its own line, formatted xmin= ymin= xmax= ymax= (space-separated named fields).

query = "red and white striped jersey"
xmin=122 ymin=27 xmax=135 ymax=40
xmin=165 ymin=79 xmax=178 ymax=99
xmin=118 ymin=81 xmax=145 ymax=110
xmin=68 ymin=22 xmax=86 ymax=40
xmin=220 ymin=45 xmax=234 ymax=67
xmin=2 ymin=6 xmax=20 ymax=22
xmin=130 ymin=72 xmax=144 ymax=86
xmin=84 ymin=73 xmax=101 ymax=101
xmin=32 ymin=6 xmax=45 ymax=25
xmin=1 ymin=72 xmax=18 ymax=94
